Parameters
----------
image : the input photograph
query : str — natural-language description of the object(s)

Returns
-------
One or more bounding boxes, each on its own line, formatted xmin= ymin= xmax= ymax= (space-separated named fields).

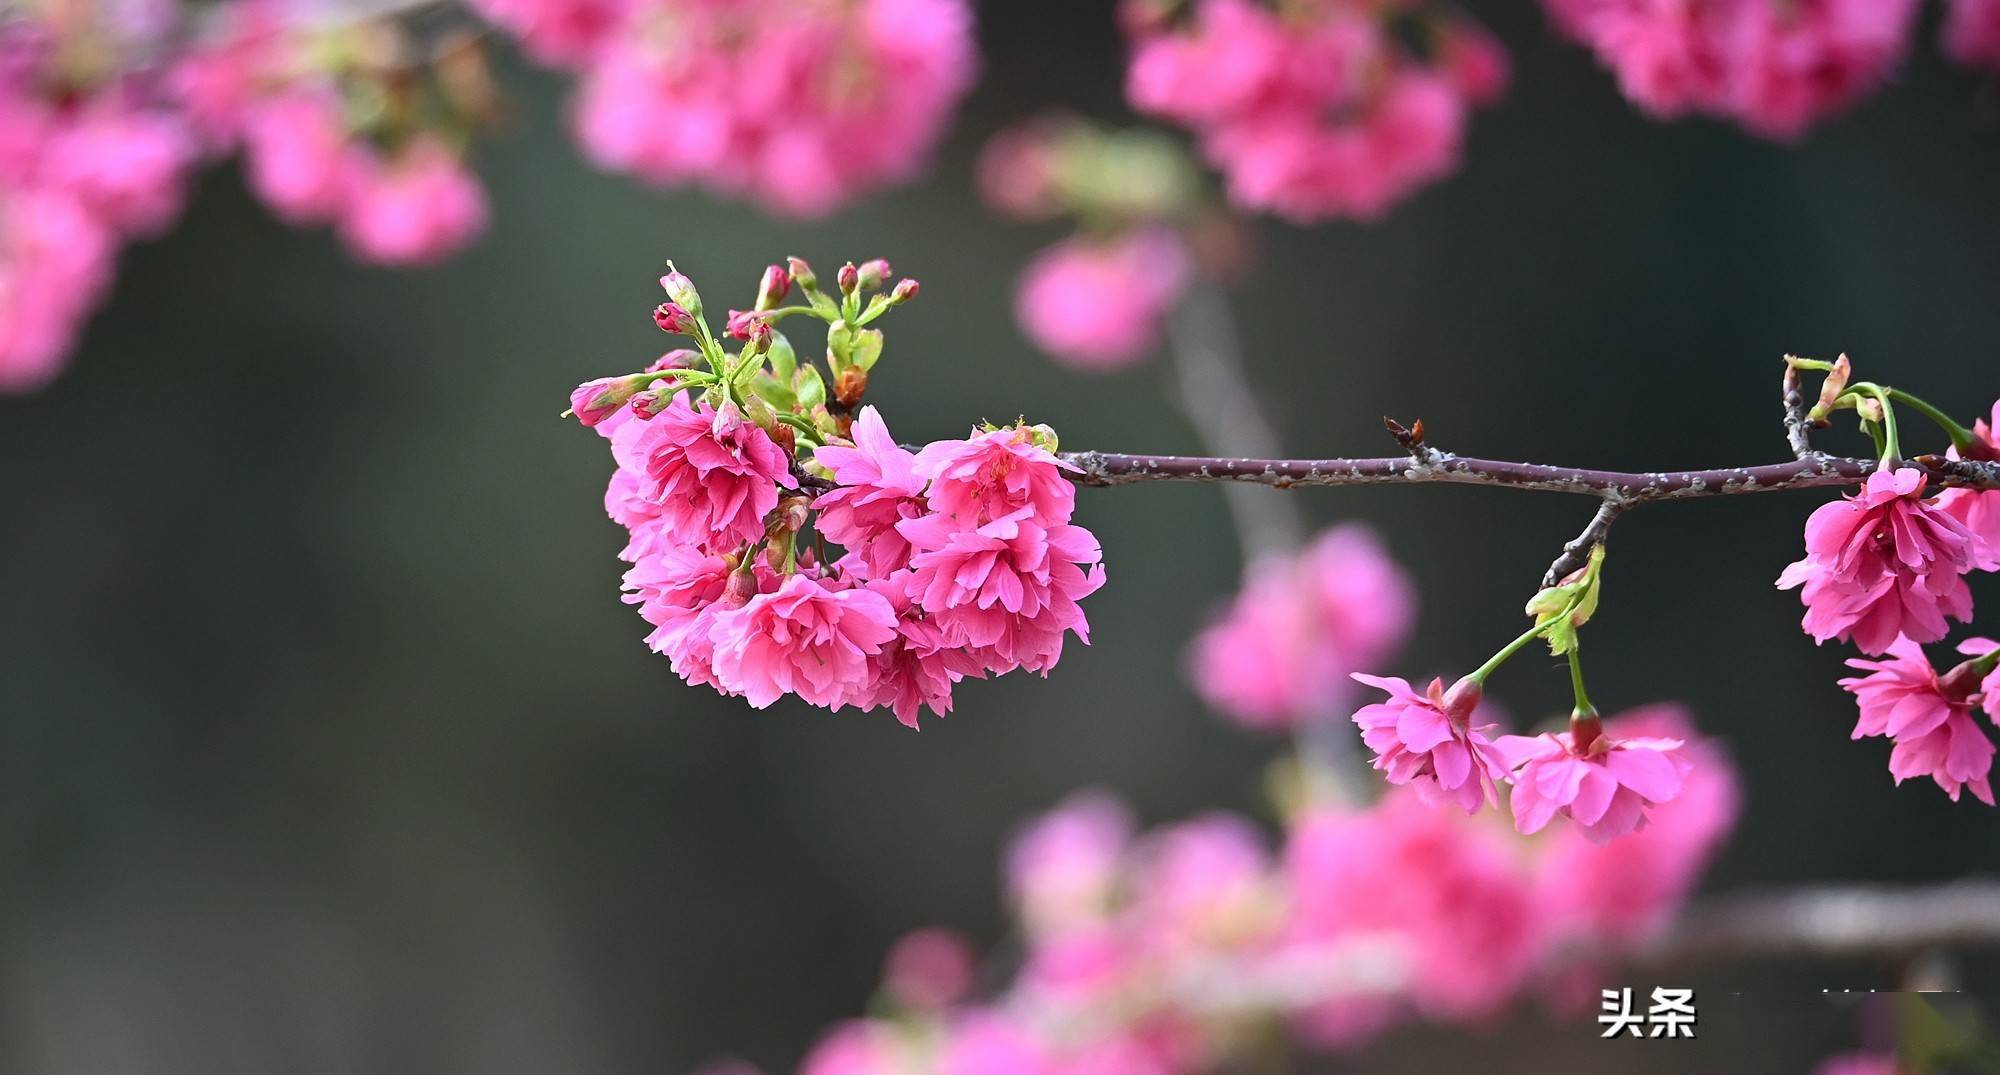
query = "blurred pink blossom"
xmin=1014 ymin=230 xmax=1190 ymax=371
xmin=335 ymin=140 xmax=490 ymax=267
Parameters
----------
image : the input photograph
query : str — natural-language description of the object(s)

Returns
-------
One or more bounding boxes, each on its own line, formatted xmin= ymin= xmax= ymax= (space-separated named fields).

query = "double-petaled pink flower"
xmin=335 ymin=139 xmax=489 ymax=267
xmin=897 ymin=508 xmax=1106 ymax=676
xmin=1350 ymin=674 xmax=1510 ymax=813
xmin=1938 ymin=401 xmax=2000 ymax=572
xmin=1841 ymin=636 xmax=1998 ymax=805
xmin=1777 ymin=467 xmax=1977 ymax=655
xmin=609 ymin=393 xmax=796 ymax=553
xmin=812 ymin=406 xmax=928 ymax=580
xmin=911 ymin=426 xmax=1079 ymax=528
xmin=1495 ymin=721 xmax=1691 ymax=843
xmin=708 ymin=573 xmax=900 ymax=709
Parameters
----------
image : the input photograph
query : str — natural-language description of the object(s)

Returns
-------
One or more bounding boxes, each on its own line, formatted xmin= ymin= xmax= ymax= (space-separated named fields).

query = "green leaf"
xmin=1525 ymin=543 xmax=1606 ymax=656
xmin=825 ymin=320 xmax=854 ymax=375
xmin=852 ymin=328 xmax=884 ymax=372
xmin=766 ymin=331 xmax=797 ymax=383
xmin=793 ymin=365 xmax=826 ymax=410
xmin=750 ymin=372 xmax=796 ymax=411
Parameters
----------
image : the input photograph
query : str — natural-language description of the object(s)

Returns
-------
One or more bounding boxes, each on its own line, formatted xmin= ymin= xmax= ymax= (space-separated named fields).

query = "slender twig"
xmin=1782 ymin=362 xmax=1819 ymax=461
xmin=1057 ymin=449 xmax=2000 ymax=497
xmin=1542 ymin=499 xmax=1624 ymax=588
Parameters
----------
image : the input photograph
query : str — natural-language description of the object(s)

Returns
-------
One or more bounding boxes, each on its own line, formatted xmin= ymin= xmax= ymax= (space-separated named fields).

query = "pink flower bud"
xmin=721 ymin=566 xmax=760 ymax=607
xmin=890 ymin=278 xmax=920 ymax=304
xmin=857 ymin=258 xmax=892 ymax=288
xmin=654 ymin=302 xmax=694 ymax=334
xmin=837 ymin=262 xmax=860 ymax=294
xmin=726 ymin=309 xmax=759 ymax=339
xmin=786 ymin=256 xmax=817 ymax=290
xmin=882 ymin=928 xmax=975 ymax=1011
xmin=649 ymin=348 xmax=700 ymax=372
xmin=629 ymin=392 xmax=668 ymax=419
xmin=660 ymin=267 xmax=702 ymax=316
xmin=755 ymin=263 xmax=791 ymax=310
xmin=567 ymin=376 xmax=636 ymax=426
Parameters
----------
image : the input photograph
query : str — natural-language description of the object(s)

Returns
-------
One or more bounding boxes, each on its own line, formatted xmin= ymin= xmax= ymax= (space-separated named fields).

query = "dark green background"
xmin=2 ymin=4 xmax=1997 ymax=1072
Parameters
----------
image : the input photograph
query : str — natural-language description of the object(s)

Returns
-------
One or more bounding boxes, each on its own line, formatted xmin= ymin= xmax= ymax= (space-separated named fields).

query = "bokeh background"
xmin=4 ymin=3 xmax=2000 ymax=1072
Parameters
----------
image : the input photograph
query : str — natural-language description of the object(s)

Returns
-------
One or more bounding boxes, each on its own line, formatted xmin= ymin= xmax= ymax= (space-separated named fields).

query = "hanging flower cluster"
xmin=1542 ymin=0 xmax=1923 ymax=139
xmin=569 ymin=259 xmax=1105 ymax=724
xmin=0 ymin=0 xmax=496 ymax=393
xmin=1780 ymin=360 xmax=2000 ymax=803
xmin=1120 ymin=0 xmax=1508 ymax=223
xmin=703 ymin=704 xmax=1736 ymax=1075
xmin=1188 ymin=524 xmax=1414 ymax=730
xmin=479 ymin=0 xmax=979 ymax=218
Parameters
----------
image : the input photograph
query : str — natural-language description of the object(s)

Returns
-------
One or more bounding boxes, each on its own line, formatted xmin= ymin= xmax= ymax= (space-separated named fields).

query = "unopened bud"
xmin=787 ymin=256 xmax=817 ymax=290
xmin=836 ymin=262 xmax=860 ymax=295
xmin=726 ymin=309 xmax=764 ymax=340
xmin=629 ymin=391 xmax=667 ymax=419
xmin=756 ymin=263 xmax=791 ymax=310
xmin=777 ymin=496 xmax=811 ymax=533
xmin=721 ymin=567 xmax=759 ymax=607
xmin=566 ymin=376 xmax=637 ymax=426
xmin=857 ymin=258 xmax=892 ymax=289
xmin=660 ymin=266 xmax=703 ymax=317
xmin=650 ymin=348 xmax=701 ymax=372
xmin=654 ymin=302 xmax=694 ymax=334
xmin=1810 ymin=353 xmax=1852 ymax=422
xmin=834 ymin=366 xmax=868 ymax=407
xmin=1569 ymin=705 xmax=1604 ymax=754
xmin=889 ymin=278 xmax=919 ymax=305
xmin=1440 ymin=676 xmax=1483 ymax=724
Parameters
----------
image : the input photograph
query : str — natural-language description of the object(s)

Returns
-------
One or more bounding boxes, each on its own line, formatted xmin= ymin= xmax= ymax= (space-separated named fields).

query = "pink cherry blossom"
xmin=855 ymin=578 xmax=985 ymax=728
xmin=609 ymin=393 xmax=797 ymax=552
xmin=335 ymin=139 xmax=489 ymax=267
xmin=466 ymin=0 xmax=630 ymax=65
xmin=812 ymin=406 xmax=928 ymax=579
xmin=1013 ymin=230 xmax=1190 ymax=371
xmin=1534 ymin=705 xmax=1740 ymax=945
xmin=242 ymin=93 xmax=352 ymax=225
xmin=565 ymin=0 xmax=977 ymax=218
xmin=622 ymin=546 xmax=771 ymax=692
xmin=1548 ymin=0 xmax=1921 ymax=139
xmin=1006 ymin=793 xmax=1133 ymax=938
xmin=1350 ymin=673 xmax=1509 ymax=813
xmin=43 ymin=102 xmax=195 ymax=238
xmin=882 ymin=927 xmax=976 ymax=1011
xmin=1495 ymin=724 xmax=1691 ymax=842
xmin=1841 ymin=635 xmax=1997 ymax=804
xmin=1125 ymin=0 xmax=1500 ymax=222
xmin=1945 ymin=0 xmax=2000 ymax=69
xmin=0 ymin=185 xmax=114 ymax=393
xmin=707 ymin=573 xmax=900 ymax=709
xmin=911 ymin=427 xmax=1078 ymax=528
xmin=897 ymin=509 xmax=1106 ymax=675
xmin=1190 ymin=525 xmax=1414 ymax=730
xmin=1937 ymin=401 xmax=2000 ymax=571
xmin=1777 ymin=467 xmax=1977 ymax=655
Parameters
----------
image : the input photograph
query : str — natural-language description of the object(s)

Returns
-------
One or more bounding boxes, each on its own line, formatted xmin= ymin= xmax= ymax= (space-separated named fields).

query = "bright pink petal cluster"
xmin=1938 ymin=401 xmax=2000 ymax=572
xmin=1189 ymin=525 xmax=1414 ymax=730
xmin=1547 ymin=0 xmax=1921 ymax=138
xmin=1777 ymin=467 xmax=1977 ymax=655
xmin=1495 ymin=725 xmax=1691 ymax=843
xmin=1945 ymin=0 xmax=2000 ymax=70
xmin=1123 ymin=0 xmax=1505 ymax=222
xmin=1841 ymin=636 xmax=1999 ymax=805
xmin=1349 ymin=673 xmax=1509 ymax=813
xmin=1013 ymin=230 xmax=1190 ymax=371
xmin=552 ymin=0 xmax=977 ymax=217
xmin=610 ymin=393 xmax=798 ymax=550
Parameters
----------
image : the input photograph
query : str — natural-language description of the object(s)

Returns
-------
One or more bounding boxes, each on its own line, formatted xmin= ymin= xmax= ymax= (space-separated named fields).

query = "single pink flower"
xmin=1349 ymin=673 xmax=1509 ymax=813
xmin=1005 ymin=793 xmax=1133 ymax=937
xmin=911 ymin=426 xmax=1078 ymax=528
xmin=609 ymin=393 xmax=797 ymax=552
xmin=43 ymin=102 xmax=195 ymax=238
xmin=812 ymin=406 xmax=928 ymax=579
xmin=1013 ymin=230 xmax=1190 ymax=371
xmin=1534 ymin=705 xmax=1740 ymax=946
xmin=707 ymin=573 xmax=900 ymax=709
xmin=1495 ymin=722 xmax=1691 ymax=842
xmin=896 ymin=508 xmax=1106 ymax=675
xmin=1777 ymin=467 xmax=1977 ymax=655
xmin=335 ymin=139 xmax=488 ymax=266
xmin=881 ymin=927 xmax=976 ymax=1011
xmin=242 ymin=92 xmax=352 ymax=225
xmin=1841 ymin=635 xmax=1998 ymax=804
xmin=1937 ymin=401 xmax=2000 ymax=572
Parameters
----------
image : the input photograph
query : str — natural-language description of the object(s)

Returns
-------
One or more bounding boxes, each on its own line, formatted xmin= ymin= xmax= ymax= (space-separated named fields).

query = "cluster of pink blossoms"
xmin=1189 ymin=525 xmax=1414 ymax=730
xmin=0 ymin=0 xmax=492 ymax=393
xmin=1777 ymin=367 xmax=2000 ymax=801
xmin=0 ymin=2 xmax=197 ymax=391
xmin=577 ymin=261 xmax=1104 ymax=724
xmin=709 ymin=706 xmax=1735 ymax=1075
xmin=1122 ymin=0 xmax=1508 ymax=222
xmin=1543 ymin=0 xmax=1923 ymax=139
xmin=479 ymin=0 xmax=978 ymax=217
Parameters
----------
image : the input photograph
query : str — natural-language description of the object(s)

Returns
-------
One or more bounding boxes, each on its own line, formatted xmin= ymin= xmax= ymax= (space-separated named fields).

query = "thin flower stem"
xmin=1568 ymin=647 xmax=1593 ymax=715
xmin=1469 ymin=622 xmax=1548 ymax=686
xmin=1855 ymin=383 xmax=1902 ymax=465
xmin=1887 ymin=387 xmax=1980 ymax=454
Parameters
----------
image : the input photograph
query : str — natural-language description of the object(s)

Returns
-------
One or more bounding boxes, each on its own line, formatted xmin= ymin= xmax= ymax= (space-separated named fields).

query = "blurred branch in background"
xmin=1657 ymin=879 xmax=2000 ymax=965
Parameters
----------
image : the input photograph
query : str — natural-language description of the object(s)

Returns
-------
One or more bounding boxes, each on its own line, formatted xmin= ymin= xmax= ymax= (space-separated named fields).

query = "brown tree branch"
xmin=1650 ymin=880 xmax=2000 ymax=965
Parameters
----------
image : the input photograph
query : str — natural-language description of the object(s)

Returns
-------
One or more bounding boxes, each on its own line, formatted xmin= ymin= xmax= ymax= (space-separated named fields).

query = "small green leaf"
xmin=750 ymin=372 xmax=796 ymax=411
xmin=852 ymin=328 xmax=884 ymax=371
xmin=794 ymin=365 xmax=826 ymax=410
xmin=766 ymin=331 xmax=796 ymax=383
xmin=1526 ymin=543 xmax=1606 ymax=656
